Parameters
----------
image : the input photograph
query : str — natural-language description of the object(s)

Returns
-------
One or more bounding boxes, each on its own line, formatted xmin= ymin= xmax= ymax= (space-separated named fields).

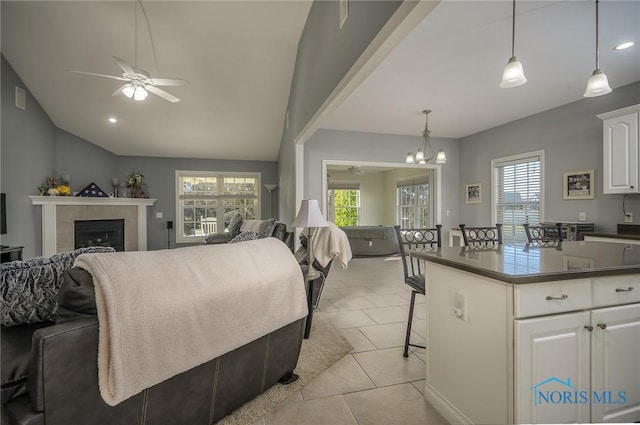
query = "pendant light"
xmin=584 ymin=0 xmax=612 ymax=97
xmin=499 ymin=0 xmax=527 ymax=88
xmin=405 ymin=110 xmax=447 ymax=165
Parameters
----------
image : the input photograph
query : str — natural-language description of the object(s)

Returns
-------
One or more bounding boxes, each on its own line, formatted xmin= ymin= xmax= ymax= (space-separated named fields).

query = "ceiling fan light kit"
xmin=584 ymin=0 xmax=612 ymax=97
xmin=406 ymin=109 xmax=446 ymax=165
xmin=499 ymin=0 xmax=527 ymax=88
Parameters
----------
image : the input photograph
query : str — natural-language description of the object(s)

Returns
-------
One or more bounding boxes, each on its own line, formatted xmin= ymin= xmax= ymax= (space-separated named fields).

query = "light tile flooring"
xmin=252 ymin=256 xmax=449 ymax=425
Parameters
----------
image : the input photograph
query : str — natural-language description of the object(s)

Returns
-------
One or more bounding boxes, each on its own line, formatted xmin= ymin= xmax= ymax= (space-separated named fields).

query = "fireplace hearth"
xmin=75 ymin=219 xmax=125 ymax=251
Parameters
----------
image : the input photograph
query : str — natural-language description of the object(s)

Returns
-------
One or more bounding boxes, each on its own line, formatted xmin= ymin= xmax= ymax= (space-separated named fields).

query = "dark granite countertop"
xmin=411 ymin=241 xmax=640 ymax=284
xmin=583 ymin=232 xmax=640 ymax=241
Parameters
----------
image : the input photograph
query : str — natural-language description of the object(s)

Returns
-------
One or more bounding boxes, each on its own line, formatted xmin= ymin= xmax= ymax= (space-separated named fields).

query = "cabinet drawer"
xmin=592 ymin=275 xmax=640 ymax=307
xmin=514 ymin=279 xmax=591 ymax=318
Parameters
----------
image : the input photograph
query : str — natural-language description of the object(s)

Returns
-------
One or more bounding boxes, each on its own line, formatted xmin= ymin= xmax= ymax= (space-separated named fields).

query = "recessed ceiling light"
xmin=108 ymin=117 xmax=117 ymax=123
xmin=614 ymin=41 xmax=635 ymax=50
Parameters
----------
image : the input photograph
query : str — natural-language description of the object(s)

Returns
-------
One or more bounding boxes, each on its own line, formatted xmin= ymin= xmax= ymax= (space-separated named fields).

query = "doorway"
xmin=322 ymin=160 xmax=441 ymax=228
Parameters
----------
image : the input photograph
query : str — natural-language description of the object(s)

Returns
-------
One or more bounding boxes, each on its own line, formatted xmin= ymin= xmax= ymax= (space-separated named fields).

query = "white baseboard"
xmin=424 ymin=382 xmax=474 ymax=425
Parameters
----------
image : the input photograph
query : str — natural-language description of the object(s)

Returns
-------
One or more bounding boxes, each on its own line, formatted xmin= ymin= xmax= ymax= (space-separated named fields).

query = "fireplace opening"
xmin=75 ymin=219 xmax=125 ymax=251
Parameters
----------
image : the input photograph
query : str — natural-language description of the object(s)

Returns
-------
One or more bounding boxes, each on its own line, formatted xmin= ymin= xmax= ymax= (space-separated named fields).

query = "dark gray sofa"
xmin=2 ymin=266 xmax=305 ymax=425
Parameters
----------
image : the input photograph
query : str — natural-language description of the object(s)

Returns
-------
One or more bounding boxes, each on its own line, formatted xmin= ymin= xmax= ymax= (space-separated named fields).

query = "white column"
xmin=42 ymin=203 xmax=57 ymax=257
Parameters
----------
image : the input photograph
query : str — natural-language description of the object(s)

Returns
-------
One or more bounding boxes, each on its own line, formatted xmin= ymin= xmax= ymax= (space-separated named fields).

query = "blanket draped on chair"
xmin=75 ymin=238 xmax=307 ymax=406
xmin=311 ymin=223 xmax=353 ymax=269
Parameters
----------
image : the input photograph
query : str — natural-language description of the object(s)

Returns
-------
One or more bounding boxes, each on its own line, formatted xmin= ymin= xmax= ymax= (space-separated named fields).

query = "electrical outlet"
xmin=579 ymin=212 xmax=586 ymax=221
xmin=625 ymin=212 xmax=634 ymax=223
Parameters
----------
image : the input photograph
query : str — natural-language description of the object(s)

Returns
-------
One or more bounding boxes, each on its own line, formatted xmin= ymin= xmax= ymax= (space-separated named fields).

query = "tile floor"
xmin=252 ymin=256 xmax=449 ymax=425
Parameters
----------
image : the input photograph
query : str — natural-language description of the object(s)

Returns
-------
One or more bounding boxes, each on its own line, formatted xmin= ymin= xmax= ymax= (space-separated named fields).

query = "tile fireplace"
xmin=30 ymin=196 xmax=155 ymax=257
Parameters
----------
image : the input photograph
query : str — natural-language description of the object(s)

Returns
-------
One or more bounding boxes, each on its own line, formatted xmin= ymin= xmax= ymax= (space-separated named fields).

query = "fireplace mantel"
xmin=30 ymin=196 xmax=156 ymax=257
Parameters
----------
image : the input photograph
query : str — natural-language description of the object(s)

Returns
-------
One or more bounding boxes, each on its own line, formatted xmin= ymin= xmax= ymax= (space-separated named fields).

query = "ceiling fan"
xmin=69 ymin=56 xmax=186 ymax=103
xmin=68 ymin=1 xmax=186 ymax=103
xmin=346 ymin=166 xmax=375 ymax=175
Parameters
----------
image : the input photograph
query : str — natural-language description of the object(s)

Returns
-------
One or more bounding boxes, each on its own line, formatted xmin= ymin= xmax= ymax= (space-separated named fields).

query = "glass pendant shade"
xmin=415 ymin=149 xmax=425 ymax=162
xmin=133 ymin=87 xmax=148 ymax=101
xmin=584 ymin=69 xmax=612 ymax=97
xmin=406 ymin=153 xmax=415 ymax=164
xmin=121 ymin=84 xmax=148 ymax=101
xmin=122 ymin=85 xmax=135 ymax=98
xmin=436 ymin=149 xmax=447 ymax=164
xmin=499 ymin=56 xmax=527 ymax=88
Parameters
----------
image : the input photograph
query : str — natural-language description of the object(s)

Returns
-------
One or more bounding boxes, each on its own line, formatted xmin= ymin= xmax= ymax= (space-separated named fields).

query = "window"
xmin=492 ymin=151 xmax=544 ymax=243
xmin=397 ymin=175 xmax=431 ymax=229
xmin=327 ymin=182 xmax=360 ymax=226
xmin=175 ymin=171 xmax=260 ymax=243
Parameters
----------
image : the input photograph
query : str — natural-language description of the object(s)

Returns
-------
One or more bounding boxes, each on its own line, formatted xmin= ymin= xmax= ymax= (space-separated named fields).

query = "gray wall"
xmin=278 ymin=1 xmax=406 ymax=225
xmin=304 ymin=129 xmax=460 ymax=231
xmin=112 ymin=156 xmax=278 ymax=251
xmin=459 ymin=81 xmax=640 ymax=233
xmin=1 ymin=55 xmax=56 ymax=258
xmin=55 ymin=128 xmax=118 ymax=195
xmin=1 ymin=55 xmax=279 ymax=257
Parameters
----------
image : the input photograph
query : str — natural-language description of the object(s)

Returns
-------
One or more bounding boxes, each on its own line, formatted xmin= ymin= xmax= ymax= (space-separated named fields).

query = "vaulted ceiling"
xmin=2 ymin=1 xmax=639 ymax=162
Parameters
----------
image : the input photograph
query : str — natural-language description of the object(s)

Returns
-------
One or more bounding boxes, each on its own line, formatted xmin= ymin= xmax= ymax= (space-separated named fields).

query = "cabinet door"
xmin=515 ymin=312 xmax=590 ymax=424
xmin=603 ymin=112 xmax=639 ymax=194
xmin=591 ymin=303 xmax=640 ymax=423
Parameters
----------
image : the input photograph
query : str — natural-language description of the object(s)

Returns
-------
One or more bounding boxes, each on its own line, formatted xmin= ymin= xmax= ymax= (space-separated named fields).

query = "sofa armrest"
xmin=27 ymin=318 xmax=142 ymax=424
xmin=28 ymin=318 xmax=99 ymax=412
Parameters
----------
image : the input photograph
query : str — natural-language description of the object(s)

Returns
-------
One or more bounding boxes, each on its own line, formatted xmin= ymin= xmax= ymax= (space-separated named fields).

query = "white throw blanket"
xmin=75 ymin=238 xmax=308 ymax=406
xmin=311 ymin=223 xmax=353 ymax=269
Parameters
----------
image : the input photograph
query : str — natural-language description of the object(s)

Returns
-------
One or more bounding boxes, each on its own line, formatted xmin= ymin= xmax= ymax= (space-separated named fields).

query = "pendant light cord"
xmin=595 ymin=0 xmax=600 ymax=69
xmin=511 ymin=0 xmax=516 ymax=58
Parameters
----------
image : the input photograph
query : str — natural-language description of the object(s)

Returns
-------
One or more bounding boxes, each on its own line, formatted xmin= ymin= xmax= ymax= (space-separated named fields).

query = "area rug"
xmin=217 ymin=313 xmax=353 ymax=425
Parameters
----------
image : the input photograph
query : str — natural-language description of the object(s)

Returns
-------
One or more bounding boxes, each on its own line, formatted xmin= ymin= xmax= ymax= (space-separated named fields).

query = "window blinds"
xmin=494 ymin=154 xmax=541 ymax=243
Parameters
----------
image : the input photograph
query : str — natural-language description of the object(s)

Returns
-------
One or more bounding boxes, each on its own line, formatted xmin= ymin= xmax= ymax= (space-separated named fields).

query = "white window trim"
xmin=396 ymin=178 xmax=433 ymax=228
xmin=491 ymin=149 xmax=545 ymax=228
xmin=175 ymin=170 xmax=261 ymax=244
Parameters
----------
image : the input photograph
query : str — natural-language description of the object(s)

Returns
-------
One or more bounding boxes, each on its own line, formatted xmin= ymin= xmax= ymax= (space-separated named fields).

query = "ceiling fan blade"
xmin=146 ymin=85 xmax=180 ymax=103
xmin=68 ymin=70 xmax=128 ymax=81
xmin=150 ymin=78 xmax=188 ymax=87
xmin=112 ymin=56 xmax=136 ymax=76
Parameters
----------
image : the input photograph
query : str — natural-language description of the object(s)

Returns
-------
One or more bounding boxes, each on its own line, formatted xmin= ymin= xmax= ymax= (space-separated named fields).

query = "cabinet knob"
xmin=615 ymin=286 xmax=634 ymax=292
xmin=598 ymin=322 xmax=607 ymax=330
xmin=545 ymin=294 xmax=568 ymax=301
xmin=585 ymin=325 xmax=594 ymax=332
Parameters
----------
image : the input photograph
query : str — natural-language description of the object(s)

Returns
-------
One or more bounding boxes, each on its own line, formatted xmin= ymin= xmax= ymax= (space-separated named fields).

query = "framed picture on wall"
xmin=466 ymin=183 xmax=482 ymax=204
xmin=563 ymin=169 xmax=595 ymax=200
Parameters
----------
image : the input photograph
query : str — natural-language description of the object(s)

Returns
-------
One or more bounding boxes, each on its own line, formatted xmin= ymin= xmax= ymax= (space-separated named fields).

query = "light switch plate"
xmin=625 ymin=213 xmax=633 ymax=223
xmin=579 ymin=212 xmax=586 ymax=221
xmin=156 ymin=212 xmax=163 ymax=219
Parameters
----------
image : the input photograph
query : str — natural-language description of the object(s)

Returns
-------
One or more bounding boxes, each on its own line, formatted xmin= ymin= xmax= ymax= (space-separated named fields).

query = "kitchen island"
xmin=412 ymin=241 xmax=640 ymax=424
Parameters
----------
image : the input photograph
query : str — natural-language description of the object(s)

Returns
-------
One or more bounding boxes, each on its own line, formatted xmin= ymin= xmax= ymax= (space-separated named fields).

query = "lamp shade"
xmin=436 ymin=149 xmax=447 ymax=164
xmin=583 ymin=69 xmax=612 ymax=97
xmin=291 ymin=199 xmax=329 ymax=228
xmin=499 ymin=57 xmax=527 ymax=88
xmin=264 ymin=184 xmax=278 ymax=192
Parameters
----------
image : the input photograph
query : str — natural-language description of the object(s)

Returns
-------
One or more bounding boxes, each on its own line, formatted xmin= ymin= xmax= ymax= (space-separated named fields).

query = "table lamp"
xmin=291 ymin=199 xmax=329 ymax=280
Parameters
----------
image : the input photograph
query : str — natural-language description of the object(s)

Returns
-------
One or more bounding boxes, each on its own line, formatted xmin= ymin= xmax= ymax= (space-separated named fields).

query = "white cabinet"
xmin=599 ymin=105 xmax=640 ymax=194
xmin=515 ymin=312 xmax=591 ymax=424
xmin=514 ymin=276 xmax=640 ymax=424
xmin=591 ymin=303 xmax=640 ymax=423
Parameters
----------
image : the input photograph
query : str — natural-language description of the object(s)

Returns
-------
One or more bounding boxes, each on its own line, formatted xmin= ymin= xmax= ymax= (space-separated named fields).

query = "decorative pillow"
xmin=229 ymin=231 xmax=258 ymax=243
xmin=240 ymin=219 xmax=262 ymax=233
xmin=228 ymin=213 xmax=243 ymax=239
xmin=257 ymin=218 xmax=278 ymax=239
xmin=0 ymin=246 xmax=115 ymax=327
xmin=272 ymin=222 xmax=287 ymax=241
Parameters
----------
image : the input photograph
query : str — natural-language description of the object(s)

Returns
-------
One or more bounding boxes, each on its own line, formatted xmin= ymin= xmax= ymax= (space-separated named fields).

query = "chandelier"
xmin=406 ymin=110 xmax=447 ymax=165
